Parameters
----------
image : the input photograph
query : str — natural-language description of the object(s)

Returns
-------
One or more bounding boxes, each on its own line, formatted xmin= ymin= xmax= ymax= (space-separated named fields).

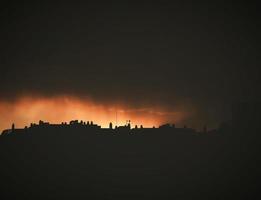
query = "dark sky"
xmin=0 ymin=2 xmax=260 ymax=128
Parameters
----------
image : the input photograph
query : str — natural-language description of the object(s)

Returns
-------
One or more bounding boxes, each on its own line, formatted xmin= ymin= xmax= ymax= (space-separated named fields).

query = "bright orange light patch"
xmin=0 ymin=96 xmax=189 ymax=131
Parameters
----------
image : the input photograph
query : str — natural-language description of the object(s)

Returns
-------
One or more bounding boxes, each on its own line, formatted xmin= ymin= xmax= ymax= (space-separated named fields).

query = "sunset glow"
xmin=0 ymin=96 xmax=189 ymax=132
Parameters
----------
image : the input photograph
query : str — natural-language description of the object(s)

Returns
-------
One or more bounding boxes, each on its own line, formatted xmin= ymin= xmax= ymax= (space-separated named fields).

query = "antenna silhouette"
xmin=116 ymin=107 xmax=118 ymax=127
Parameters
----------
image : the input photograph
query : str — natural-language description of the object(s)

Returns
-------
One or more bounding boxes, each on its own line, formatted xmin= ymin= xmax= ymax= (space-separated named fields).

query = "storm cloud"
xmin=0 ymin=2 xmax=259 ymax=130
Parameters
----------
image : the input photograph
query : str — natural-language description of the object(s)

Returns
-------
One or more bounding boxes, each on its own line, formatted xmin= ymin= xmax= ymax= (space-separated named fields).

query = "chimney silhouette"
xmin=12 ymin=123 xmax=15 ymax=132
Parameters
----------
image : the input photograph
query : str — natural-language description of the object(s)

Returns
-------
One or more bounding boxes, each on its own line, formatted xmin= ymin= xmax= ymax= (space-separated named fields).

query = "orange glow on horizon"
xmin=0 ymin=96 xmax=189 ymax=132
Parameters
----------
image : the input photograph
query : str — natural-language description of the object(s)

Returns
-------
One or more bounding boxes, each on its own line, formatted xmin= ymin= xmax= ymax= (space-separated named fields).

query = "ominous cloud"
xmin=0 ymin=95 xmax=192 ymax=131
xmin=0 ymin=2 xmax=260 ymax=130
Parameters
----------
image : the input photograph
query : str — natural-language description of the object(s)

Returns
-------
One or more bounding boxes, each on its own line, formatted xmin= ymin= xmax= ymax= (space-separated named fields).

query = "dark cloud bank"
xmin=0 ymin=2 xmax=260 ymax=128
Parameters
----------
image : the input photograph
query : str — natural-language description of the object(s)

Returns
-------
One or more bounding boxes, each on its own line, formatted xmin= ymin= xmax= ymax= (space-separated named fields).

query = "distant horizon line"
xmin=2 ymin=119 xmax=203 ymax=133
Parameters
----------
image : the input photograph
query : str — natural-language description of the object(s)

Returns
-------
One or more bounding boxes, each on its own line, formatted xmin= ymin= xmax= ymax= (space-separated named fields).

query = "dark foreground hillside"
xmin=0 ymin=126 xmax=260 ymax=200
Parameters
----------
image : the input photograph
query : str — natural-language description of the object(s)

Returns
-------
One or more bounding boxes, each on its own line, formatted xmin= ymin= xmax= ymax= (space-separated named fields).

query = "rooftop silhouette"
xmin=0 ymin=101 xmax=260 ymax=200
xmin=1 ymin=119 xmax=200 ymax=137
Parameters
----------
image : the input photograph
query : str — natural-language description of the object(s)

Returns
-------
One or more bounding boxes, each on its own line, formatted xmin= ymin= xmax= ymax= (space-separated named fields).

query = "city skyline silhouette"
xmin=0 ymin=100 xmax=260 ymax=199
